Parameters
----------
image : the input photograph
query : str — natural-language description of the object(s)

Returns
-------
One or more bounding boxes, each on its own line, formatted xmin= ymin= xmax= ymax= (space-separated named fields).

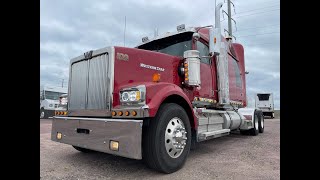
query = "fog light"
xmin=132 ymin=111 xmax=137 ymax=116
xmin=112 ymin=111 xmax=117 ymax=116
xmin=110 ymin=141 xmax=119 ymax=151
xmin=57 ymin=132 xmax=62 ymax=140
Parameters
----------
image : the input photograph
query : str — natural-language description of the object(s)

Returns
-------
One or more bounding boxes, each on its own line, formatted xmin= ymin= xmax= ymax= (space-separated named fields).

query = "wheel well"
xmin=161 ymin=95 xmax=195 ymax=129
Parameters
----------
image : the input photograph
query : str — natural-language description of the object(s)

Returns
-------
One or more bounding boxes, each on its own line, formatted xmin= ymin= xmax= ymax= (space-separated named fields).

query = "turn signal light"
xmin=112 ymin=111 xmax=117 ymax=116
xmin=152 ymin=73 xmax=161 ymax=82
xmin=118 ymin=111 xmax=123 ymax=116
xmin=132 ymin=111 xmax=137 ymax=116
xmin=125 ymin=111 xmax=130 ymax=116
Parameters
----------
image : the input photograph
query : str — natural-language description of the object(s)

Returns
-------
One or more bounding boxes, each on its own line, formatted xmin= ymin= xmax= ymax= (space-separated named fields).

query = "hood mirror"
xmin=192 ymin=33 xmax=200 ymax=41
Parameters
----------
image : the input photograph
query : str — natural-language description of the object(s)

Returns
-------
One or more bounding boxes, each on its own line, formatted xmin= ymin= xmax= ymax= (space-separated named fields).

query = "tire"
xmin=258 ymin=111 xmax=264 ymax=133
xmin=240 ymin=130 xmax=249 ymax=135
xmin=249 ymin=111 xmax=259 ymax=136
xmin=40 ymin=108 xmax=48 ymax=119
xmin=190 ymin=129 xmax=198 ymax=150
xmin=72 ymin=146 xmax=94 ymax=153
xmin=143 ymin=103 xmax=191 ymax=173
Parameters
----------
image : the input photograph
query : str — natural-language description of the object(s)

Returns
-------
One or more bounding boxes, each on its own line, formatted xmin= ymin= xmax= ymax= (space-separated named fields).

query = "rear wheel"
xmin=72 ymin=146 xmax=94 ymax=153
xmin=240 ymin=130 xmax=249 ymax=135
xmin=249 ymin=111 xmax=259 ymax=136
xmin=40 ymin=108 xmax=48 ymax=119
xmin=143 ymin=103 xmax=191 ymax=173
xmin=271 ymin=112 xmax=275 ymax=119
xmin=258 ymin=111 xmax=264 ymax=133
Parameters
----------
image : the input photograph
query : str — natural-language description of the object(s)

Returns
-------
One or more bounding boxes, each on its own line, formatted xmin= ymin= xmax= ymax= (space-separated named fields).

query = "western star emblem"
xmin=140 ymin=63 xmax=165 ymax=72
xmin=116 ymin=53 xmax=129 ymax=61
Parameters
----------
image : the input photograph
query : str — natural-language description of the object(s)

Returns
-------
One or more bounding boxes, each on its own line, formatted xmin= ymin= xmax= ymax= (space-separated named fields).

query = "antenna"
xmin=154 ymin=28 xmax=158 ymax=37
xmin=124 ymin=16 xmax=126 ymax=47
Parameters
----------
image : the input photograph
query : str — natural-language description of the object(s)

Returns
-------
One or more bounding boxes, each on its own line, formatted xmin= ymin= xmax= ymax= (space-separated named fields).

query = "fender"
xmin=145 ymin=82 xmax=197 ymax=128
xmin=238 ymin=107 xmax=260 ymax=130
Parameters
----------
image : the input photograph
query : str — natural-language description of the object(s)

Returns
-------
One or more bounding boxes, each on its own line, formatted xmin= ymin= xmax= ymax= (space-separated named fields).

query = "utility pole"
xmin=227 ymin=0 xmax=232 ymax=38
xmin=124 ymin=16 xmax=126 ymax=47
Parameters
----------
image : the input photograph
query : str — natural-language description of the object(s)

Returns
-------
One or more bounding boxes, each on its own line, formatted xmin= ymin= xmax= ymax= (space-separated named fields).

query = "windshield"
xmin=45 ymin=91 xmax=65 ymax=100
xmin=137 ymin=32 xmax=193 ymax=57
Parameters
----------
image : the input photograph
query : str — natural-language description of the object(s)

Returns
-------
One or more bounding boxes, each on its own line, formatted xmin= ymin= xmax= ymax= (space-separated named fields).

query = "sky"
xmin=40 ymin=0 xmax=280 ymax=109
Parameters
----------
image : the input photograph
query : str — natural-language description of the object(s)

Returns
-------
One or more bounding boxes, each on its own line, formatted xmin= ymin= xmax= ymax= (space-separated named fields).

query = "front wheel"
xmin=143 ymin=103 xmax=191 ymax=173
xmin=72 ymin=146 xmax=94 ymax=153
xmin=40 ymin=108 xmax=48 ymax=119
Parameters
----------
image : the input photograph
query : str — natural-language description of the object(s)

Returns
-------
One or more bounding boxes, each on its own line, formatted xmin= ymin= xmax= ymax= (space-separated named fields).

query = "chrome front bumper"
xmin=51 ymin=116 xmax=143 ymax=159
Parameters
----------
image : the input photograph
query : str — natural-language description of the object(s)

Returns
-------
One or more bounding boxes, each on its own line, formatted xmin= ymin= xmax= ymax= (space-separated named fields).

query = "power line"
xmin=235 ymin=5 xmax=279 ymax=15
xmin=237 ymin=31 xmax=280 ymax=38
xmin=236 ymin=24 xmax=279 ymax=32
xmin=233 ymin=9 xmax=280 ymax=18
xmin=234 ymin=0 xmax=279 ymax=7
xmin=242 ymin=42 xmax=279 ymax=46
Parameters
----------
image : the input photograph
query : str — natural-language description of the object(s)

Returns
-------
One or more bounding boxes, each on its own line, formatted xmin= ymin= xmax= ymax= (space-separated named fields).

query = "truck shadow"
xmin=62 ymin=131 xmax=252 ymax=176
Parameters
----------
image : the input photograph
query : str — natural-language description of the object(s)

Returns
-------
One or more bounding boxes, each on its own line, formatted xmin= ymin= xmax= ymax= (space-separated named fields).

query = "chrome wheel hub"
xmin=165 ymin=117 xmax=187 ymax=158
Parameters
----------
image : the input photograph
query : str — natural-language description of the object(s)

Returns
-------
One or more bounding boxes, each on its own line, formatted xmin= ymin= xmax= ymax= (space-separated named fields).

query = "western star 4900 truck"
xmin=51 ymin=3 xmax=265 ymax=173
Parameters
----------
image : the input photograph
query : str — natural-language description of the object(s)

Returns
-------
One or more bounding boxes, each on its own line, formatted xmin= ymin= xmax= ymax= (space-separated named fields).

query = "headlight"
xmin=120 ymin=85 xmax=145 ymax=104
xmin=121 ymin=92 xmax=130 ymax=102
xmin=49 ymin=104 xmax=53 ymax=107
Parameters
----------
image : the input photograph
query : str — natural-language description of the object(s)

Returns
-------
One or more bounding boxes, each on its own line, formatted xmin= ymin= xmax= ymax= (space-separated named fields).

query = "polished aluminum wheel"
xmin=165 ymin=117 xmax=187 ymax=158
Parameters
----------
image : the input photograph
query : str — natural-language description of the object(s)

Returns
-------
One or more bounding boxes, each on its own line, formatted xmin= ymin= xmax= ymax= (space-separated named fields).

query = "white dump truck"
xmin=40 ymin=86 xmax=68 ymax=119
xmin=255 ymin=93 xmax=274 ymax=118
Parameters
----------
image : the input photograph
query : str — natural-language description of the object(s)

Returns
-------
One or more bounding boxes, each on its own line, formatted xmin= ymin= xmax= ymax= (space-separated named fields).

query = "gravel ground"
xmin=40 ymin=118 xmax=280 ymax=180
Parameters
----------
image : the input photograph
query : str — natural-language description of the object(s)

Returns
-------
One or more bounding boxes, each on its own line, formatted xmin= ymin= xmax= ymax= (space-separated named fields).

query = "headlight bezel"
xmin=119 ymin=85 xmax=146 ymax=105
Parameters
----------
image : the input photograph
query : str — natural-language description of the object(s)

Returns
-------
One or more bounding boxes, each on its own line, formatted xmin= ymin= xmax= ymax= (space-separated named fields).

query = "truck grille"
xmin=68 ymin=52 xmax=113 ymax=114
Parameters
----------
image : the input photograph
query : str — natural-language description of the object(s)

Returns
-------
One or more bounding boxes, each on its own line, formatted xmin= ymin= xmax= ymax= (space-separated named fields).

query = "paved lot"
xmin=40 ymin=118 xmax=280 ymax=180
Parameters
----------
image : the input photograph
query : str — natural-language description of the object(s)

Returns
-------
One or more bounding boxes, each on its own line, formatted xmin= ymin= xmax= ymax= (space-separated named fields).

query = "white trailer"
xmin=255 ymin=93 xmax=274 ymax=118
xmin=40 ymin=86 xmax=68 ymax=119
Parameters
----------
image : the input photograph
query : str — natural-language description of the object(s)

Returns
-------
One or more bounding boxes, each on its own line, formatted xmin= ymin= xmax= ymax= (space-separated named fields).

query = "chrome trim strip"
xmin=53 ymin=116 xmax=143 ymax=123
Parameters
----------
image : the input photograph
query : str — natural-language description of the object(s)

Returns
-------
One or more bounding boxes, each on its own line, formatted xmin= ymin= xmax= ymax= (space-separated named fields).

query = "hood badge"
xmin=140 ymin=63 xmax=165 ymax=72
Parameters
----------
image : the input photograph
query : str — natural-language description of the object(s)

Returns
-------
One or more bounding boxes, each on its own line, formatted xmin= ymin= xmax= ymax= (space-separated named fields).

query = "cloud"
xmin=40 ymin=0 xmax=280 ymax=109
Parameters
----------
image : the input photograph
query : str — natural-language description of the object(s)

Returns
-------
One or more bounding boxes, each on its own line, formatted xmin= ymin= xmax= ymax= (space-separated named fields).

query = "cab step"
xmin=198 ymin=129 xmax=230 ymax=141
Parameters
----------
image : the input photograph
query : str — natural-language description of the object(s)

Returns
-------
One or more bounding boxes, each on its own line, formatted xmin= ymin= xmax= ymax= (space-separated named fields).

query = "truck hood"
xmin=113 ymin=46 xmax=183 ymax=105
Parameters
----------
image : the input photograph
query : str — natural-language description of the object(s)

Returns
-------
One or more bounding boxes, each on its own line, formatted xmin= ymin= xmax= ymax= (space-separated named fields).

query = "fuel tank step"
xmin=198 ymin=129 xmax=230 ymax=141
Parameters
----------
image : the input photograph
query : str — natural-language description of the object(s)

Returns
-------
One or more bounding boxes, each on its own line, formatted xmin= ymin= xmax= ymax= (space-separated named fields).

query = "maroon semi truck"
xmin=51 ymin=3 xmax=264 ymax=173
